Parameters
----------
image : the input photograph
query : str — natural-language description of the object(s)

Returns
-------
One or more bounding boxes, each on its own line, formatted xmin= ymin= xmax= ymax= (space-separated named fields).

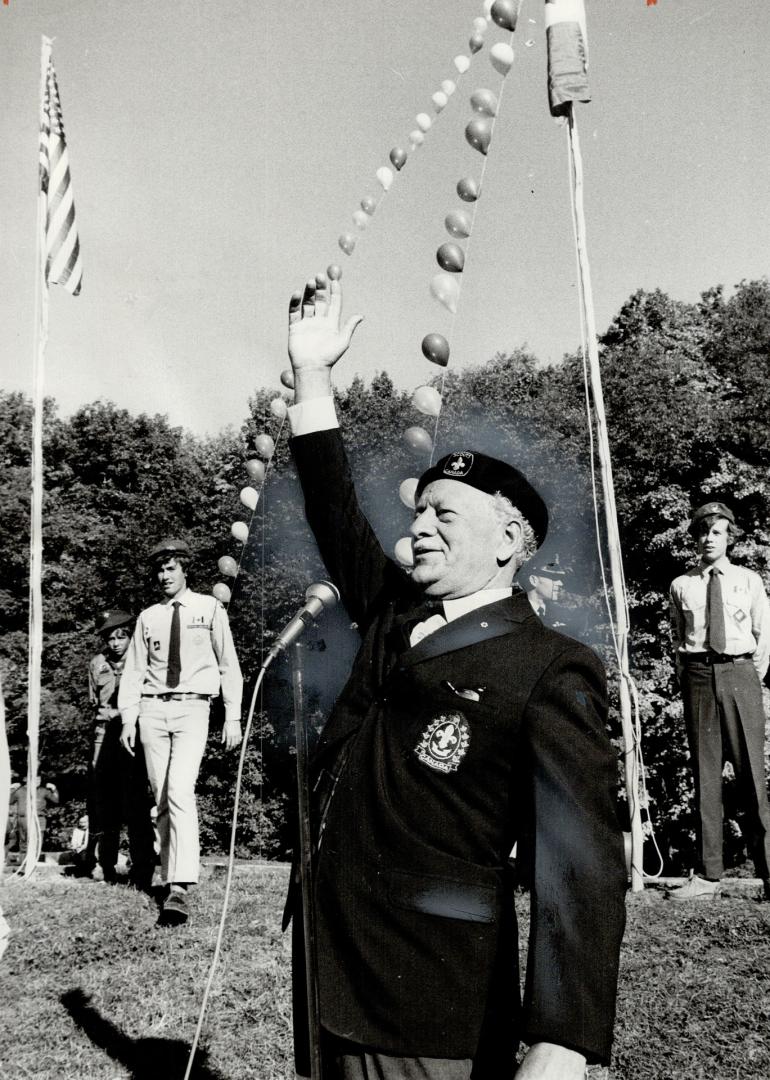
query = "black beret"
xmin=416 ymin=450 xmax=548 ymax=546
xmin=96 ymin=609 xmax=133 ymax=635
xmin=148 ymin=538 xmax=192 ymax=563
xmin=688 ymin=501 xmax=736 ymax=536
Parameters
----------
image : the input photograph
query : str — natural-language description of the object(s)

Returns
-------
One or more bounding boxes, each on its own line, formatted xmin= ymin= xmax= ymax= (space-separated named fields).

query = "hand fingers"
xmin=328 ymin=276 xmax=343 ymax=323
xmin=301 ymin=279 xmax=316 ymax=318
xmin=288 ymin=290 xmax=302 ymax=325
xmin=314 ymin=273 xmax=328 ymax=316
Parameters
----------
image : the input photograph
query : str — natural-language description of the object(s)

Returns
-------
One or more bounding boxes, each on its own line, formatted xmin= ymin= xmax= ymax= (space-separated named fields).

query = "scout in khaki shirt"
xmin=668 ymin=501 xmax=770 ymax=901
xmin=119 ymin=538 xmax=243 ymax=925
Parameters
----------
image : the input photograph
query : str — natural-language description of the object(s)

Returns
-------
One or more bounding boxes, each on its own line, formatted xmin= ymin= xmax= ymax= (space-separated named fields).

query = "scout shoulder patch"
xmin=442 ymin=451 xmax=474 ymax=478
xmin=415 ymin=712 xmax=470 ymax=774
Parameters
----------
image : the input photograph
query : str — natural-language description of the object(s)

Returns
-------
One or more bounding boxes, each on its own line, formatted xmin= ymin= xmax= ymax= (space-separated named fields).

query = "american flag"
xmin=39 ymin=48 xmax=82 ymax=295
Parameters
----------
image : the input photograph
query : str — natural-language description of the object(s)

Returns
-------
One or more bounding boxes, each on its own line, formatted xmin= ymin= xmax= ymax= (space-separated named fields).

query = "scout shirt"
xmin=118 ymin=588 xmax=243 ymax=725
xmin=669 ymin=555 xmax=770 ymax=679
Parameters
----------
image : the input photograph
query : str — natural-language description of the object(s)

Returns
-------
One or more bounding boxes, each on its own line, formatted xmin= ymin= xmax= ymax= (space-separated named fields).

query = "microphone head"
xmin=305 ymin=580 xmax=340 ymax=610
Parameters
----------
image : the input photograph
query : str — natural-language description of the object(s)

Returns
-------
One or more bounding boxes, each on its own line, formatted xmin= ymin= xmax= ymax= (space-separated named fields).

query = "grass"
xmin=1 ymin=865 xmax=769 ymax=1079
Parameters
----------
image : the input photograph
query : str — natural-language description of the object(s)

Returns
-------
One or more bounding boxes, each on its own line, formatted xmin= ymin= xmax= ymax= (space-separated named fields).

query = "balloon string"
xmin=429 ymin=24 xmax=518 ymax=463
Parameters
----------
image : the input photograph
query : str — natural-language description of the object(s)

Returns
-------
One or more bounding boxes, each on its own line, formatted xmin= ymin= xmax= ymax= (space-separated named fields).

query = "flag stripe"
xmin=38 ymin=52 xmax=82 ymax=296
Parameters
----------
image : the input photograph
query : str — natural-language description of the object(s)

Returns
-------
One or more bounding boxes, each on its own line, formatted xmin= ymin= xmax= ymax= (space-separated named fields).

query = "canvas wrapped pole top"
xmin=545 ymin=0 xmax=591 ymax=116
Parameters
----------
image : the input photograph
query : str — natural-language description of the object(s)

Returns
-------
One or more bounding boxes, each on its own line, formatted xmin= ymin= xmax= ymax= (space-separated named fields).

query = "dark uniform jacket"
xmin=289 ymin=428 xmax=626 ymax=1071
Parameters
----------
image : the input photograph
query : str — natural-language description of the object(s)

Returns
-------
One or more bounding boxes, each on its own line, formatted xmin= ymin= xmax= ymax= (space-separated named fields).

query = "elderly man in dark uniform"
xmin=282 ymin=272 xmax=627 ymax=1080
xmin=669 ymin=501 xmax=770 ymax=900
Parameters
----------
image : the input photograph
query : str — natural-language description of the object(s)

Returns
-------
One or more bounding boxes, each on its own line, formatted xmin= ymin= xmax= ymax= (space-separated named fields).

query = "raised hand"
xmin=287 ymin=272 xmax=362 ymax=400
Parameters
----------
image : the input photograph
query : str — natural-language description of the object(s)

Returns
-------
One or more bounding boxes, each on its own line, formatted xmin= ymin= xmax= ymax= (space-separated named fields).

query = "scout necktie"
xmin=167 ymin=600 xmax=182 ymax=687
xmin=707 ymin=567 xmax=727 ymax=654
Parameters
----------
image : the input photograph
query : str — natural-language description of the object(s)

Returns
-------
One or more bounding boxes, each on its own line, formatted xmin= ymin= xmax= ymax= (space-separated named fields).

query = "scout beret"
xmin=148 ymin=538 xmax=192 ymax=563
xmin=688 ymin=501 xmax=736 ymax=536
xmin=96 ymin=609 xmax=133 ymax=635
xmin=416 ymin=450 xmax=548 ymax=546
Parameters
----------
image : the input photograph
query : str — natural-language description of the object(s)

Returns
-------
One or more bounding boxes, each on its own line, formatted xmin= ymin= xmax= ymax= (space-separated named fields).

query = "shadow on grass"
xmin=61 ymin=988 xmax=227 ymax=1080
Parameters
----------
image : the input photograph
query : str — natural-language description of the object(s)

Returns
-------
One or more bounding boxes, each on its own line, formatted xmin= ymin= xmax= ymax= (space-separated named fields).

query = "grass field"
xmin=1 ymin=864 xmax=769 ymax=1079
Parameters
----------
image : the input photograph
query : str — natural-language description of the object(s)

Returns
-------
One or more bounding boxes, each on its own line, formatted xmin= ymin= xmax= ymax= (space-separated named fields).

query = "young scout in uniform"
xmin=118 ymin=539 xmax=243 ymax=925
xmin=669 ymin=501 xmax=770 ymax=900
xmin=85 ymin=609 xmax=156 ymax=887
xmin=282 ymin=272 xmax=627 ymax=1080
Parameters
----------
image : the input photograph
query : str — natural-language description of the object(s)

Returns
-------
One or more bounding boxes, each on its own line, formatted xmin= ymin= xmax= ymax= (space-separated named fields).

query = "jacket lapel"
xmin=400 ymin=592 xmax=535 ymax=668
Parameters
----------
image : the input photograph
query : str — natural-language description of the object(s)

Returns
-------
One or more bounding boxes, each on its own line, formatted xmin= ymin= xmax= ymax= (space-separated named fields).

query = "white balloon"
xmin=231 ymin=521 xmax=249 ymax=544
xmin=240 ymin=486 xmax=259 ymax=512
xmin=398 ymin=477 xmax=418 ymax=509
xmin=453 ymin=54 xmax=471 ymax=74
xmin=269 ymin=398 xmax=287 ymax=420
xmin=376 ymin=166 xmax=394 ymax=191
xmin=473 ymin=16 xmax=488 ymax=35
xmin=431 ymin=90 xmax=448 ymax=112
xmin=353 ymin=209 xmax=369 ymax=230
xmin=441 ymin=79 xmax=456 ymax=97
xmin=413 ymin=385 xmax=442 ymax=418
xmin=394 ymin=537 xmax=415 ymax=567
xmin=416 ymin=112 xmax=432 ymax=132
xmin=409 ymin=130 xmax=425 ymax=148
xmin=490 ymin=42 xmax=515 ymax=77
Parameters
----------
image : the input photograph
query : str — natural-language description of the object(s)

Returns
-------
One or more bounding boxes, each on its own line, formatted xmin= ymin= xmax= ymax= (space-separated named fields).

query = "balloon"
xmin=212 ymin=582 xmax=232 ymax=603
xmin=404 ymin=426 xmax=433 ymax=453
xmin=360 ymin=196 xmax=377 ymax=216
xmin=255 ymin=433 xmax=275 ymax=459
xmin=353 ymin=209 xmax=369 ymax=230
xmin=416 ymin=113 xmax=432 ymax=132
xmin=339 ymin=232 xmax=356 ymax=256
xmin=231 ymin=521 xmax=249 ymax=544
xmin=245 ymin=458 xmax=266 ymax=482
xmin=453 ymin=54 xmax=471 ymax=75
xmin=441 ymin=79 xmax=456 ymax=97
xmin=436 ymin=242 xmax=465 ymax=274
xmin=398 ymin=478 xmax=418 ymax=509
xmin=457 ymin=177 xmax=480 ymax=202
xmin=409 ymin=130 xmax=425 ymax=148
xmin=394 ymin=537 xmax=415 ymax=567
xmin=490 ymin=42 xmax=515 ymax=76
xmin=218 ymin=555 xmax=238 ymax=577
xmin=465 ymin=116 xmax=493 ymax=156
xmin=469 ymin=34 xmax=484 ymax=54
xmin=483 ymin=0 xmax=494 ymax=16
xmin=470 ymin=88 xmax=498 ymax=116
xmin=430 ymin=273 xmax=460 ymax=314
xmin=269 ymin=397 xmax=288 ymax=420
xmin=490 ymin=0 xmax=518 ymax=32
xmin=421 ymin=333 xmax=450 ymax=367
xmin=327 ymin=263 xmax=342 ymax=281
xmin=280 ymin=368 xmax=295 ymax=390
xmin=240 ymin=486 xmax=259 ymax=511
xmin=445 ymin=209 xmax=472 ymax=239
xmin=473 ymin=16 xmax=488 ymax=34
xmin=413 ymin=385 xmax=442 ymax=417
xmin=389 ymin=146 xmax=407 ymax=171
xmin=376 ymin=166 xmax=393 ymax=191
xmin=431 ymin=90 xmax=448 ymax=112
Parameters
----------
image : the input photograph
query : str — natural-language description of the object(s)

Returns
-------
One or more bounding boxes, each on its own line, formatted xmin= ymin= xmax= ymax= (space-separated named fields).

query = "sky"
xmin=1 ymin=0 xmax=768 ymax=437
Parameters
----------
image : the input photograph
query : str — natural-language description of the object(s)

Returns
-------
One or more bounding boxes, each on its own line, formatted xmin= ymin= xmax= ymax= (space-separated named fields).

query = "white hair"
xmin=492 ymin=492 xmax=538 ymax=571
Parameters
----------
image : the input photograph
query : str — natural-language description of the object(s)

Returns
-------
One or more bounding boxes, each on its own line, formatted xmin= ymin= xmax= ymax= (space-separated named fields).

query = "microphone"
xmin=264 ymin=581 xmax=340 ymax=665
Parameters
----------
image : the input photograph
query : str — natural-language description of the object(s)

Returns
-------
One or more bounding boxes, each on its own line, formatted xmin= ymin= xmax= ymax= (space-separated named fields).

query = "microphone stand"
xmin=292 ymin=641 xmax=322 ymax=1080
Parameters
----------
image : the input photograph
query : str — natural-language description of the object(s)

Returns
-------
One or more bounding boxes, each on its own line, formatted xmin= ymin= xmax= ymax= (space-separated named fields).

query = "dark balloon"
xmin=457 ymin=177 xmax=480 ymax=202
xmin=436 ymin=242 xmax=465 ymax=274
xmin=445 ymin=209 xmax=472 ymax=239
xmin=389 ymin=146 xmax=408 ymax=171
xmin=421 ymin=333 xmax=450 ymax=367
xmin=465 ymin=116 xmax=493 ymax=156
xmin=490 ymin=0 xmax=518 ymax=32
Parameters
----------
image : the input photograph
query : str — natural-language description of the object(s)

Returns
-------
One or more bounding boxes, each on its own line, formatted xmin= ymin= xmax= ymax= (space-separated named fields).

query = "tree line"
xmin=1 ymin=279 xmax=768 ymax=872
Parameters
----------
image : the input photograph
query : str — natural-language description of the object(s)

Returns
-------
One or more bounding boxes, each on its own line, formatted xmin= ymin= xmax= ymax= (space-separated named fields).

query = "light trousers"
xmin=138 ymin=698 xmax=209 ymax=884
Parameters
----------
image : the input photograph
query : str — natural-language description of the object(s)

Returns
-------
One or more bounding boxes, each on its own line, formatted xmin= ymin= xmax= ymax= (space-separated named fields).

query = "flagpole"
xmin=22 ymin=35 xmax=53 ymax=879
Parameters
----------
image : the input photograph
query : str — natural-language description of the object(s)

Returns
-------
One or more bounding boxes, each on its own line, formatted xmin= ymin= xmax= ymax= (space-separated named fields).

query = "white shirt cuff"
xmin=288 ymin=396 xmax=339 ymax=437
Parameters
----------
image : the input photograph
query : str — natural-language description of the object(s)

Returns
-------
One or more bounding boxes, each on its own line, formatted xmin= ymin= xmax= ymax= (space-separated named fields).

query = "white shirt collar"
xmin=441 ymin=587 xmax=513 ymax=624
xmin=163 ymin=587 xmax=190 ymax=607
xmin=698 ymin=555 xmax=730 ymax=579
